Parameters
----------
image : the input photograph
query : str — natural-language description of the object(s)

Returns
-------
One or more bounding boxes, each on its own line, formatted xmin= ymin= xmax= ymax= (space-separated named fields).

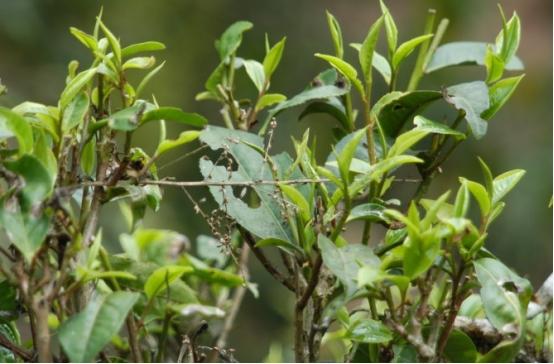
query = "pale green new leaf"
xmin=144 ymin=266 xmax=193 ymax=299
xmin=413 ymin=115 xmax=466 ymax=140
xmin=326 ymin=11 xmax=344 ymax=59
xmin=314 ymin=53 xmax=364 ymax=97
xmin=255 ymin=93 xmax=286 ymax=111
xmin=492 ymin=169 xmax=525 ymax=205
xmin=60 ymin=68 xmax=97 ymax=110
xmin=61 ymin=92 xmax=89 ymax=132
xmin=359 ymin=16 xmax=384 ymax=85
xmin=0 ymin=107 xmax=33 ymax=155
xmin=482 ymin=75 xmax=524 ymax=120
xmin=392 ymin=34 xmax=434 ymax=70
xmin=263 ymin=37 xmax=286 ymax=80
xmin=243 ymin=60 xmax=266 ymax=92
xmin=155 ymin=130 xmax=200 ymax=157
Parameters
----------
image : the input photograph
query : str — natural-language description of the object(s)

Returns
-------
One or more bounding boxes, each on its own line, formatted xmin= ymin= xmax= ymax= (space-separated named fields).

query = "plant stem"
xmin=156 ymin=312 xmax=172 ymax=362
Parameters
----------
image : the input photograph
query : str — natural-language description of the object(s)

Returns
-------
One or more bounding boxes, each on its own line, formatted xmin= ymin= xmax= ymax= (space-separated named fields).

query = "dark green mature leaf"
xmin=474 ymin=258 xmax=532 ymax=362
xmin=482 ymin=75 xmax=524 ymax=120
xmin=0 ymin=281 xmax=18 ymax=323
xmin=263 ymin=37 xmax=286 ymax=80
xmin=60 ymin=68 xmax=97 ymax=110
xmin=425 ymin=42 xmax=524 ymax=73
xmin=199 ymin=126 xmax=296 ymax=243
xmin=106 ymin=103 xmax=146 ymax=131
xmin=474 ymin=258 xmax=532 ymax=331
xmin=4 ymin=154 xmax=54 ymax=207
xmin=445 ymin=81 xmax=490 ymax=139
xmin=318 ymin=234 xmax=380 ymax=295
xmin=58 ymin=292 xmax=139 ymax=362
xmin=215 ymin=21 xmax=253 ymax=60
xmin=443 ymin=329 xmax=478 ymax=363
xmin=0 ymin=107 xmax=33 ymax=156
xmin=261 ymin=80 xmax=349 ymax=134
xmin=144 ymin=265 xmax=193 ymax=299
xmin=61 ymin=92 xmax=89 ymax=132
xmin=121 ymin=41 xmax=166 ymax=58
xmin=347 ymin=203 xmax=388 ymax=223
xmin=0 ymin=199 xmax=49 ymax=262
xmin=372 ymin=90 xmax=442 ymax=137
xmin=141 ymin=107 xmax=207 ymax=128
xmin=0 ymin=323 xmax=19 ymax=363
xmin=346 ymin=319 xmax=393 ymax=344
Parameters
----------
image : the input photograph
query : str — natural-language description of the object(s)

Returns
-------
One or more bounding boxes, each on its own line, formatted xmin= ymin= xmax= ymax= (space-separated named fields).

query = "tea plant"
xmin=0 ymin=2 xmax=551 ymax=363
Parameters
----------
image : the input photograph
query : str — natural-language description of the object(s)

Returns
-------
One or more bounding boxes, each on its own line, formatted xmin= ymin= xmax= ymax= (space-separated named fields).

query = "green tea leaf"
xmin=263 ymin=37 xmax=286 ymax=80
xmin=445 ymin=81 xmax=490 ymax=139
xmin=359 ymin=16 xmax=384 ymax=85
xmin=346 ymin=319 xmax=393 ymax=344
xmin=443 ymin=329 xmax=478 ymax=363
xmin=482 ymin=75 xmax=524 ymax=120
xmin=351 ymin=44 xmax=391 ymax=85
xmin=326 ymin=11 xmax=344 ymax=59
xmin=136 ymin=61 xmax=165 ymax=98
xmin=387 ymin=128 xmax=428 ymax=157
xmin=81 ymin=136 xmax=96 ymax=176
xmin=255 ymin=93 xmax=286 ymax=111
xmin=4 ymin=154 xmax=54 ymax=207
xmin=142 ymin=107 xmax=207 ymax=128
xmin=392 ymin=34 xmax=434 ymax=70
xmin=413 ymin=115 xmax=466 ymax=140
xmin=426 ymin=42 xmax=524 ymax=73
xmin=144 ymin=265 xmax=193 ymax=299
xmin=314 ymin=53 xmax=364 ymax=96
xmin=98 ymin=20 xmax=121 ymax=65
xmin=121 ymin=41 xmax=165 ymax=58
xmin=379 ymin=0 xmax=398 ymax=57
xmin=155 ymin=130 xmax=200 ymax=157
xmin=337 ymin=128 xmax=366 ymax=184
xmin=460 ymin=178 xmax=491 ymax=216
xmin=243 ymin=60 xmax=265 ymax=92
xmin=61 ymin=92 xmax=89 ymax=132
xmin=492 ymin=169 xmax=525 ymax=205
xmin=0 ymin=107 xmax=33 ymax=155
xmin=484 ymin=45 xmax=505 ymax=84
xmin=122 ymin=56 xmax=155 ymax=70
xmin=372 ymin=90 xmax=442 ymax=137
xmin=496 ymin=11 xmax=521 ymax=63
xmin=70 ymin=27 xmax=97 ymax=51
xmin=60 ymin=67 xmax=97 ymax=110
xmin=347 ymin=203 xmax=388 ymax=223
xmin=58 ymin=292 xmax=139 ymax=362
xmin=215 ymin=21 xmax=253 ymax=60
xmin=318 ymin=234 xmax=380 ymax=295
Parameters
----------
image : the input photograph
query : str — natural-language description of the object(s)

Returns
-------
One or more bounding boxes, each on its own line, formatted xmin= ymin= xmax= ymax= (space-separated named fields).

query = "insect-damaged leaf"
xmin=199 ymin=126 xmax=304 ymax=244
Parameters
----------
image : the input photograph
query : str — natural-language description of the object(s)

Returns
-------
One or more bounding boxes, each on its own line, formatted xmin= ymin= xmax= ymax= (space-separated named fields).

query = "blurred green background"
xmin=0 ymin=0 xmax=551 ymax=361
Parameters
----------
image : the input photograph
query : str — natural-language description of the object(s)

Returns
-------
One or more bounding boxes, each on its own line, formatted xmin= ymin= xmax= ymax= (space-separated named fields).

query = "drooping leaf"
xmin=261 ymin=80 xmax=349 ymax=134
xmin=445 ymin=81 xmax=490 ymax=139
xmin=0 ymin=107 xmax=33 ymax=155
xmin=141 ymin=107 xmax=207 ymax=128
xmin=215 ymin=21 xmax=253 ymax=60
xmin=58 ymin=292 xmax=139 ymax=362
xmin=425 ymin=42 xmax=524 ymax=73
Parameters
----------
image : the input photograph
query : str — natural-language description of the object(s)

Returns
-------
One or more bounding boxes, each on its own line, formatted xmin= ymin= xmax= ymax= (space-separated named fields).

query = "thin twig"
xmin=0 ymin=333 xmax=34 ymax=362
